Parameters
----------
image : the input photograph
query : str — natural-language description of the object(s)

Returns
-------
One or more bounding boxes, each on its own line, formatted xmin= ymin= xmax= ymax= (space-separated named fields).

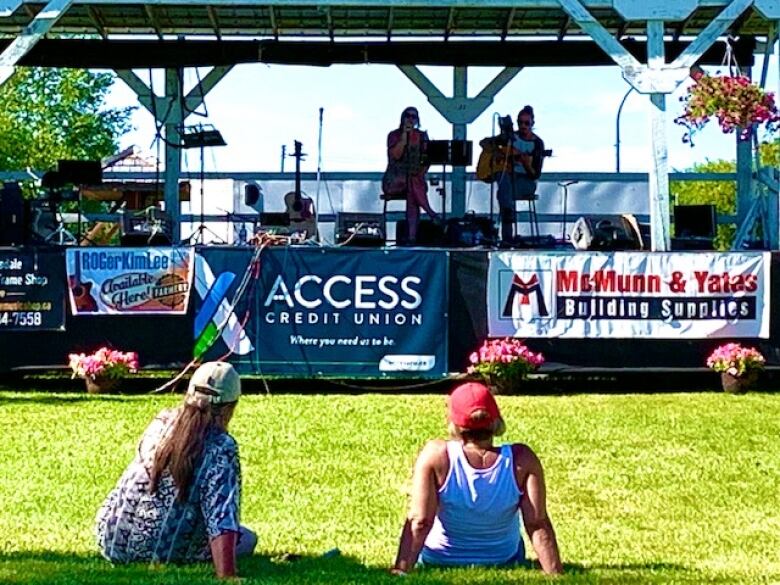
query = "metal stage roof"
xmin=0 ymin=1 xmax=776 ymax=42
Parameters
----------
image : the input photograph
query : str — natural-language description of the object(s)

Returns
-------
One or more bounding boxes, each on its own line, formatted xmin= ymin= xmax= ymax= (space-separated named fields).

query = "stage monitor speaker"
xmin=396 ymin=218 xmax=445 ymax=246
xmin=58 ymin=160 xmax=102 ymax=185
xmin=244 ymin=183 xmax=261 ymax=207
xmin=569 ymin=215 xmax=642 ymax=251
xmin=0 ymin=182 xmax=25 ymax=245
xmin=335 ymin=212 xmax=385 ymax=247
xmin=674 ymin=204 xmax=716 ymax=238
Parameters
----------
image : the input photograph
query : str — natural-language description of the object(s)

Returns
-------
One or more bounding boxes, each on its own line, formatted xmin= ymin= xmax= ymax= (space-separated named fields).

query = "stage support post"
xmin=164 ymin=68 xmax=184 ymax=243
xmin=647 ymin=20 xmax=671 ymax=252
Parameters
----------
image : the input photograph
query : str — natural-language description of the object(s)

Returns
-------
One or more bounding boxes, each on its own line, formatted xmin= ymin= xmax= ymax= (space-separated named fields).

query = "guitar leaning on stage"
xmin=283 ymin=140 xmax=317 ymax=240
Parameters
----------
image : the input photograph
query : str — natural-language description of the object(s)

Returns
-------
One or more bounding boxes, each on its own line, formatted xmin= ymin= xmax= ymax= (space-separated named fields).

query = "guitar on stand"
xmin=283 ymin=140 xmax=318 ymax=241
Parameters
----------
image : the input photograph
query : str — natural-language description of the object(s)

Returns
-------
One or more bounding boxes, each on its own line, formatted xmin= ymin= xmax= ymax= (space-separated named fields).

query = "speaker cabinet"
xmin=396 ymin=219 xmax=444 ymax=246
xmin=674 ymin=204 xmax=716 ymax=238
xmin=0 ymin=182 xmax=26 ymax=245
xmin=569 ymin=215 xmax=642 ymax=251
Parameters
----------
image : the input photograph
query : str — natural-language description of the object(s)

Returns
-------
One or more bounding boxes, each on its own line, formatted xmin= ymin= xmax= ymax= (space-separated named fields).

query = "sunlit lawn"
xmin=0 ymin=389 xmax=778 ymax=584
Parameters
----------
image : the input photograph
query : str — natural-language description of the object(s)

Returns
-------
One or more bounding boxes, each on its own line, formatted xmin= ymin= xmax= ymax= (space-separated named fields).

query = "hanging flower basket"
xmin=675 ymin=71 xmax=780 ymax=144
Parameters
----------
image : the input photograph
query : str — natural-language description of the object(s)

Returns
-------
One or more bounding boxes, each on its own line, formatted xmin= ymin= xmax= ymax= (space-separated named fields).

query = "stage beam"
xmin=0 ymin=0 xmax=72 ymax=86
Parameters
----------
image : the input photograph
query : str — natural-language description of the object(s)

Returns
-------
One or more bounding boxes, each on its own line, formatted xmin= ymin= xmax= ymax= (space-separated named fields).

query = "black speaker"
xmin=396 ymin=219 xmax=445 ymax=246
xmin=569 ymin=215 xmax=642 ymax=251
xmin=244 ymin=183 xmax=261 ymax=206
xmin=674 ymin=205 xmax=716 ymax=238
xmin=0 ymin=182 xmax=25 ymax=245
xmin=57 ymin=160 xmax=102 ymax=185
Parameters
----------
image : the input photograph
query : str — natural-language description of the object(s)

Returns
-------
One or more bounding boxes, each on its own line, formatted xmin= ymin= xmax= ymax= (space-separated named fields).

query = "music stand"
xmin=181 ymin=124 xmax=227 ymax=244
xmin=427 ymin=140 xmax=473 ymax=222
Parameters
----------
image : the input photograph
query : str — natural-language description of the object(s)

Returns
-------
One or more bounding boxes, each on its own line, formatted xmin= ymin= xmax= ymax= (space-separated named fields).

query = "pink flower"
xmin=68 ymin=346 xmax=139 ymax=380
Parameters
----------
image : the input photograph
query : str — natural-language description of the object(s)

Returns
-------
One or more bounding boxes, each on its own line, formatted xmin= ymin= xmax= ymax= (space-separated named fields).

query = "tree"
xmin=670 ymin=139 xmax=779 ymax=250
xmin=0 ymin=68 xmax=134 ymax=172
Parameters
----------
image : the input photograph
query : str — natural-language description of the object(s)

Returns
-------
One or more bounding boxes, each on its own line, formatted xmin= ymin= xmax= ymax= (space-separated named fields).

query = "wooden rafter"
xmin=206 ymin=6 xmax=221 ymax=39
xmin=144 ymin=5 xmax=163 ymax=39
xmin=502 ymin=7 xmax=515 ymax=40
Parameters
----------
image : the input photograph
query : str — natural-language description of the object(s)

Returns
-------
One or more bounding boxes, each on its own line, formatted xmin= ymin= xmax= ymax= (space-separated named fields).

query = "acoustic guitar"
xmin=477 ymin=138 xmax=526 ymax=182
xmin=283 ymin=141 xmax=317 ymax=240
xmin=69 ymin=250 xmax=98 ymax=312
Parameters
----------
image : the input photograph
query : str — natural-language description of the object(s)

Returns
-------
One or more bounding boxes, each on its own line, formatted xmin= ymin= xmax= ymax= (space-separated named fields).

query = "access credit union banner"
xmin=488 ymin=251 xmax=770 ymax=339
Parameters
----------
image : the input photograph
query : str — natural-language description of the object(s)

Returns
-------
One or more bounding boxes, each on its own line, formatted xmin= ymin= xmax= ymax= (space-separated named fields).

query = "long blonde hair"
xmin=149 ymin=401 xmax=235 ymax=501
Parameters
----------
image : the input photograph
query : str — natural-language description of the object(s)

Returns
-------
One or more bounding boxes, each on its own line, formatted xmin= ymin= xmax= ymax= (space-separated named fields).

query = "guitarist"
xmin=383 ymin=107 xmax=440 ymax=245
xmin=493 ymin=106 xmax=546 ymax=246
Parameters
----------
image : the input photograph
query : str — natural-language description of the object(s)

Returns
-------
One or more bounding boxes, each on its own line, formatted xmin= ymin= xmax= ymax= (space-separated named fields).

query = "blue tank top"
xmin=421 ymin=441 xmax=523 ymax=566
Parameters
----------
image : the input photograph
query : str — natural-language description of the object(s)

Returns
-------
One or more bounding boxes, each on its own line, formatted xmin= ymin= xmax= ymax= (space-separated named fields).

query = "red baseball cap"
xmin=448 ymin=382 xmax=501 ymax=429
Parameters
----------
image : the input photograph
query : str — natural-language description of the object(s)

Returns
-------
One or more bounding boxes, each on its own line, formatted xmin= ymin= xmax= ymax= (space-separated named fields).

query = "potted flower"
xmin=706 ymin=342 xmax=765 ymax=393
xmin=675 ymin=70 xmax=780 ymax=144
xmin=68 ymin=347 xmax=139 ymax=394
xmin=467 ymin=338 xmax=544 ymax=394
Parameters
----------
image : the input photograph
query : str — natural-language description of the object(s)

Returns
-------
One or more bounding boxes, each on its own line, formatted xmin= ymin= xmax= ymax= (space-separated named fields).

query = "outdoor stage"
xmin=0 ymin=243 xmax=777 ymax=378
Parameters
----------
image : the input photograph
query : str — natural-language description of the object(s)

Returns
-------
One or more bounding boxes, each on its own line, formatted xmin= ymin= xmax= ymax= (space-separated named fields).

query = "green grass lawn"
xmin=0 ymin=390 xmax=778 ymax=584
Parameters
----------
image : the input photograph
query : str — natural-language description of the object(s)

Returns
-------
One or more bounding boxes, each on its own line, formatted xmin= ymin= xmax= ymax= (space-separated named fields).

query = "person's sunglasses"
xmin=518 ymin=120 xmax=531 ymax=127
xmin=404 ymin=112 xmax=418 ymax=119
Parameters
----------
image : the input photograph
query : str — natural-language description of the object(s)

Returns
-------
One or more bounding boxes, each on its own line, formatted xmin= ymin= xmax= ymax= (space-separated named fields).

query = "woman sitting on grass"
xmin=391 ymin=381 xmax=562 ymax=575
xmin=95 ymin=362 xmax=256 ymax=579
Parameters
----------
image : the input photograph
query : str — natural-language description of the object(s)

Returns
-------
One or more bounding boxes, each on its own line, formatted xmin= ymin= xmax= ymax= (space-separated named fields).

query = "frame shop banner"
xmin=0 ymin=249 xmax=65 ymax=331
xmin=488 ymin=251 xmax=770 ymax=339
xmin=66 ymin=247 xmax=194 ymax=315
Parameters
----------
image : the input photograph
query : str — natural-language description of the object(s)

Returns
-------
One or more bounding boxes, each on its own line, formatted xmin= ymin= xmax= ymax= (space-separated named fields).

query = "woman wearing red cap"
xmin=391 ymin=382 xmax=562 ymax=575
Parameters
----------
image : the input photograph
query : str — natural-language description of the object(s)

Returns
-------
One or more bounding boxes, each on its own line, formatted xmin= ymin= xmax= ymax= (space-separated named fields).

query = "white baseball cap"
xmin=186 ymin=361 xmax=241 ymax=405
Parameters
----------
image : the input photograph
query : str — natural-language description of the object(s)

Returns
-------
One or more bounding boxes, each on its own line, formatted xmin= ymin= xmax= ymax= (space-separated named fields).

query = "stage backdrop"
xmin=195 ymin=247 xmax=449 ymax=377
xmin=488 ymin=251 xmax=770 ymax=339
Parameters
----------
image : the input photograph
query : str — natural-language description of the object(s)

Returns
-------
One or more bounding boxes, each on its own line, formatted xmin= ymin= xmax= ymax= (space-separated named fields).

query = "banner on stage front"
xmin=258 ymin=249 xmax=448 ymax=376
xmin=488 ymin=251 xmax=770 ymax=339
xmin=0 ymin=249 xmax=65 ymax=331
xmin=66 ymin=248 xmax=194 ymax=315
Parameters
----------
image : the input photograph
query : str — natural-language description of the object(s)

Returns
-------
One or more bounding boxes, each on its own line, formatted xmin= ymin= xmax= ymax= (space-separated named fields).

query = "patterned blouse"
xmin=95 ymin=408 xmax=241 ymax=564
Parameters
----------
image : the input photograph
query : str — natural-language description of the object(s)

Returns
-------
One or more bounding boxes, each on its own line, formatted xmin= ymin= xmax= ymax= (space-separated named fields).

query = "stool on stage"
xmin=380 ymin=191 xmax=406 ymax=242
xmin=511 ymin=192 xmax=540 ymax=241
xmin=518 ymin=193 xmax=540 ymax=239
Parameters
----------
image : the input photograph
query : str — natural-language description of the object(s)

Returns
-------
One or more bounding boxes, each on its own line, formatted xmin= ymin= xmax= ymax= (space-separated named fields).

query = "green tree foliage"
xmin=670 ymin=139 xmax=779 ymax=250
xmin=0 ymin=68 xmax=134 ymax=172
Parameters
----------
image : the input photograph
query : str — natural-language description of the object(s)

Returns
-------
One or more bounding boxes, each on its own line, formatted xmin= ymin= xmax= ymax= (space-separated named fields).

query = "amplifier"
xmin=336 ymin=212 xmax=385 ymax=247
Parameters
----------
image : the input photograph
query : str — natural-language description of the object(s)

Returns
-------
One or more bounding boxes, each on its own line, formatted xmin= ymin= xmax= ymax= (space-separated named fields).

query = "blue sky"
xmin=106 ymin=50 xmax=779 ymax=175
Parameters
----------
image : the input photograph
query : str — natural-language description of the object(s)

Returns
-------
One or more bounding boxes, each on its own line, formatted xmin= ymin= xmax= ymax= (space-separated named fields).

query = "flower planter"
xmin=84 ymin=375 xmax=119 ymax=395
xmin=720 ymin=371 xmax=758 ymax=394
